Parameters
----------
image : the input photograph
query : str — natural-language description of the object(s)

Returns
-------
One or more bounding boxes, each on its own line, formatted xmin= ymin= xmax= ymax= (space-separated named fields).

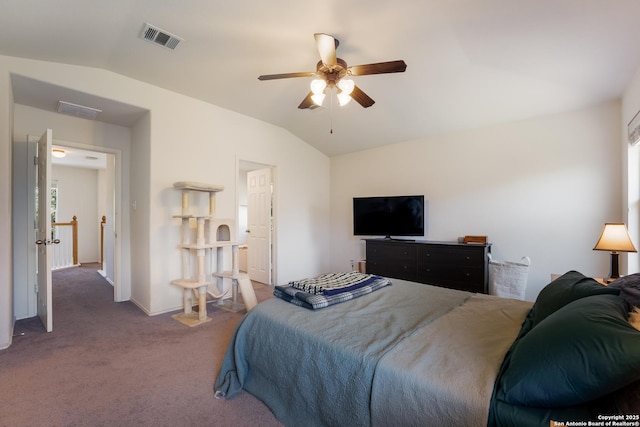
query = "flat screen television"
xmin=353 ymin=195 xmax=425 ymax=239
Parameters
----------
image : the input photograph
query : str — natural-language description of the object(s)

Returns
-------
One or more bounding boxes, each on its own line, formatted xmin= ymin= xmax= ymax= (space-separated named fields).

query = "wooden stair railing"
xmin=51 ymin=215 xmax=78 ymax=269
xmin=100 ymin=215 xmax=106 ymax=266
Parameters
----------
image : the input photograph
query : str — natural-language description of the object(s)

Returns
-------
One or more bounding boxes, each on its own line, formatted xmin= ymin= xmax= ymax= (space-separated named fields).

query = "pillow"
xmin=496 ymin=294 xmax=640 ymax=407
xmin=609 ymin=273 xmax=640 ymax=307
xmin=528 ymin=270 xmax=619 ymax=328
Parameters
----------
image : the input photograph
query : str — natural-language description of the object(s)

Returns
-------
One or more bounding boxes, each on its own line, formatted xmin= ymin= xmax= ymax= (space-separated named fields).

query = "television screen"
xmin=353 ymin=195 xmax=425 ymax=238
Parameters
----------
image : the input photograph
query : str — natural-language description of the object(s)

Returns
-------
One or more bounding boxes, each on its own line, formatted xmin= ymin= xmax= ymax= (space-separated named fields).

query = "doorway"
xmin=28 ymin=136 xmax=122 ymax=319
xmin=237 ymin=160 xmax=276 ymax=285
xmin=51 ymin=144 xmax=115 ymax=279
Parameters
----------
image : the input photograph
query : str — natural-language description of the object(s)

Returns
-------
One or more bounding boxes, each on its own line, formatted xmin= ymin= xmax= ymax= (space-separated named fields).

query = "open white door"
xmin=247 ymin=168 xmax=272 ymax=285
xmin=35 ymin=129 xmax=53 ymax=332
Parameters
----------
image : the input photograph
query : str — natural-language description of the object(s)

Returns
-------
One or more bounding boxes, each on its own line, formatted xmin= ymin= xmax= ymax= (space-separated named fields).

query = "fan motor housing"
xmin=316 ymin=58 xmax=348 ymax=86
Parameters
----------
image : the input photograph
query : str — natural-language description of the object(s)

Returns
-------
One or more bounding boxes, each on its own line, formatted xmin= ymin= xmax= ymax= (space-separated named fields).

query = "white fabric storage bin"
xmin=488 ymin=254 xmax=530 ymax=300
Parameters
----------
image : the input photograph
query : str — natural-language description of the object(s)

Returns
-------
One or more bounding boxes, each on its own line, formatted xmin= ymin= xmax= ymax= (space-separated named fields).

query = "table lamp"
xmin=593 ymin=223 xmax=637 ymax=282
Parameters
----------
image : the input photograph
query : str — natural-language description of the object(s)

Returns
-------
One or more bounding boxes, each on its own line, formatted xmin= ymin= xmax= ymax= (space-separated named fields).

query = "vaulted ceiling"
xmin=3 ymin=0 xmax=640 ymax=156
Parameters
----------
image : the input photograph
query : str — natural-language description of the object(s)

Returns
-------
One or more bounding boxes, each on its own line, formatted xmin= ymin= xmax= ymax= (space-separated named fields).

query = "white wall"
xmin=622 ymin=65 xmax=640 ymax=274
xmin=2 ymin=54 xmax=331 ymax=328
xmin=0 ymin=65 xmax=14 ymax=349
xmin=330 ymin=101 xmax=622 ymax=301
xmin=146 ymin=105 xmax=331 ymax=313
xmin=52 ymin=165 xmax=100 ymax=263
xmin=129 ymin=111 xmax=151 ymax=310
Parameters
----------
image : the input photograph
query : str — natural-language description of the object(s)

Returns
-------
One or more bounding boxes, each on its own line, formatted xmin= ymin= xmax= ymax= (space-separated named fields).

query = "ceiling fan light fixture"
xmin=52 ymin=148 xmax=66 ymax=158
xmin=337 ymin=92 xmax=352 ymax=106
xmin=311 ymin=93 xmax=326 ymax=106
xmin=337 ymin=78 xmax=354 ymax=95
xmin=258 ymin=33 xmax=405 ymax=110
xmin=310 ymin=78 xmax=327 ymax=95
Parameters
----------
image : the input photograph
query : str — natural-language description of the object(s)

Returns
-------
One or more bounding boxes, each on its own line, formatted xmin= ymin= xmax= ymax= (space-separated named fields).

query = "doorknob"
xmin=35 ymin=239 xmax=59 ymax=245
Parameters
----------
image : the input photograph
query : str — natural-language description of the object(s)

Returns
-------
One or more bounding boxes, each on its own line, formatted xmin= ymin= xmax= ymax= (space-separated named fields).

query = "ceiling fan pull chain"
xmin=330 ymin=91 xmax=334 ymax=134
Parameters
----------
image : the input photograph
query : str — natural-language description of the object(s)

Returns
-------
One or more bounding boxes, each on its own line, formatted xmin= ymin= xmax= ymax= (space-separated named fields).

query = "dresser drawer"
xmin=418 ymin=245 xmax=484 ymax=266
xmin=366 ymin=242 xmax=417 ymax=281
xmin=417 ymin=263 xmax=484 ymax=286
xmin=417 ymin=245 xmax=487 ymax=292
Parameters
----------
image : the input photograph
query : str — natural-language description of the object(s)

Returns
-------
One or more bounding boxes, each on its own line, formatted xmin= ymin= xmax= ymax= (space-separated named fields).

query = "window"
xmin=51 ymin=181 xmax=58 ymax=239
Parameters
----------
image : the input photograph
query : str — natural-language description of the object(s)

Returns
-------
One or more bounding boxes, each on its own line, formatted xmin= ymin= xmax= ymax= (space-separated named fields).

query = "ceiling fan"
xmin=258 ymin=33 xmax=407 ymax=109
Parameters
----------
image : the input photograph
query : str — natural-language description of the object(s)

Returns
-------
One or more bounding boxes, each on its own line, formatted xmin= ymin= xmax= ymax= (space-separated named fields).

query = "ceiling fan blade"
xmin=298 ymin=92 xmax=315 ymax=109
xmin=314 ymin=33 xmax=337 ymax=66
xmin=348 ymin=60 xmax=407 ymax=76
xmin=351 ymin=85 xmax=375 ymax=108
xmin=258 ymin=71 xmax=315 ymax=81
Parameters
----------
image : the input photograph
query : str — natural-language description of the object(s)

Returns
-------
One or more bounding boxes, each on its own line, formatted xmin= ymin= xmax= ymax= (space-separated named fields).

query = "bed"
xmin=214 ymin=271 xmax=640 ymax=426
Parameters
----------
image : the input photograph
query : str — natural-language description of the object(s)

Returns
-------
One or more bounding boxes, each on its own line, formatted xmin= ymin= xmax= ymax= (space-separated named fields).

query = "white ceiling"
xmin=3 ymin=0 xmax=640 ymax=157
xmin=51 ymin=145 xmax=107 ymax=170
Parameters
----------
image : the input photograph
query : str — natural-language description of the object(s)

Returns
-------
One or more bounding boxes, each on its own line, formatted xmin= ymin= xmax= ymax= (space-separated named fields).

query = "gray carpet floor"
xmin=0 ymin=264 xmax=282 ymax=427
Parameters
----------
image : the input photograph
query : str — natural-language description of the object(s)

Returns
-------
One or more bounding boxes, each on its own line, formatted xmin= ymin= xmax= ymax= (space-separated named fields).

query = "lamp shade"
xmin=311 ymin=93 xmax=325 ymax=106
xmin=337 ymin=78 xmax=354 ymax=95
xmin=593 ymin=223 xmax=637 ymax=253
xmin=337 ymin=92 xmax=352 ymax=106
xmin=310 ymin=78 xmax=327 ymax=95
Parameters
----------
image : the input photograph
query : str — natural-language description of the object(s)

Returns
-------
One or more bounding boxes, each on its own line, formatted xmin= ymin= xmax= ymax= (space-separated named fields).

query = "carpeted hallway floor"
xmin=0 ymin=264 xmax=282 ymax=427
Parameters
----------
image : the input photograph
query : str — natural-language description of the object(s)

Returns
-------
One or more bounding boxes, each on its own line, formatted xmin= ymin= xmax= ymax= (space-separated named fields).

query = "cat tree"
xmin=171 ymin=181 xmax=257 ymax=327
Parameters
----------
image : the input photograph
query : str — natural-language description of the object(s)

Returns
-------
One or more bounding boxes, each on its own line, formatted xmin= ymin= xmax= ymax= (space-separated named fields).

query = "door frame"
xmin=27 ymin=137 xmax=126 ymax=305
xmin=237 ymin=159 xmax=277 ymax=286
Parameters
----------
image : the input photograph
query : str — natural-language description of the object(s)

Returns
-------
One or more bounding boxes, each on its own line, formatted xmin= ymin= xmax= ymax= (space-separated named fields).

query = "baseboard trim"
xmin=1 ymin=316 xmax=16 ymax=350
xmin=97 ymin=270 xmax=115 ymax=287
xmin=129 ymin=297 xmax=183 ymax=317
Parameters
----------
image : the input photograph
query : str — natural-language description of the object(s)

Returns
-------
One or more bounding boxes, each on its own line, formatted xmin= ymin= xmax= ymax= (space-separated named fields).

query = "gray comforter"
xmin=215 ymin=279 xmax=532 ymax=427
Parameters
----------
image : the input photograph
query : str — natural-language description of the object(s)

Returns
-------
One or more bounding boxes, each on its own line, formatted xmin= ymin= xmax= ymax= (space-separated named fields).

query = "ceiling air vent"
xmin=56 ymin=101 xmax=102 ymax=120
xmin=140 ymin=23 xmax=182 ymax=50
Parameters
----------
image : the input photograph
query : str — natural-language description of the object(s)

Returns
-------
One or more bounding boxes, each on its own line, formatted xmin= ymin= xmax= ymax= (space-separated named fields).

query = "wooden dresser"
xmin=364 ymin=239 xmax=491 ymax=293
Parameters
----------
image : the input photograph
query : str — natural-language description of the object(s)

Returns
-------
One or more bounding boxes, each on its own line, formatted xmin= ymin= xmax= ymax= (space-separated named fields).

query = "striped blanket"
xmin=274 ymin=273 xmax=391 ymax=310
xmin=289 ymin=272 xmax=379 ymax=295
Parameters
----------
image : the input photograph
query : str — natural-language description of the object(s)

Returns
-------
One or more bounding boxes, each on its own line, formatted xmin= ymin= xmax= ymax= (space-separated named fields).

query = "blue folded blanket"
xmin=274 ymin=275 xmax=392 ymax=310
